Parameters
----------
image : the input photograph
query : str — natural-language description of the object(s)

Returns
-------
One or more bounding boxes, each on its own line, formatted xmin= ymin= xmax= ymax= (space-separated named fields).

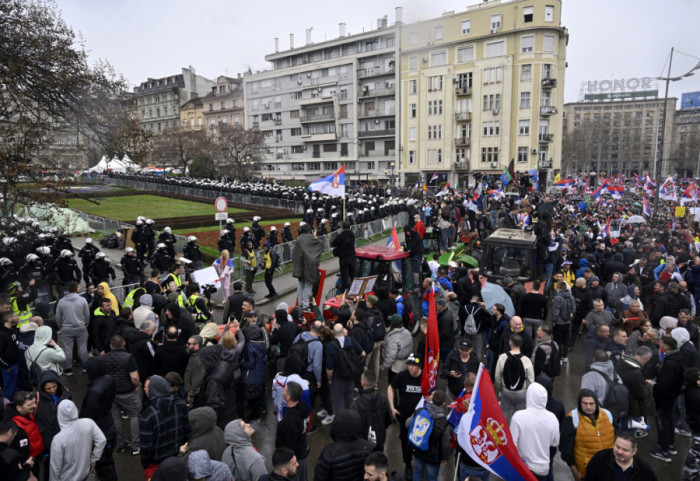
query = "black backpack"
xmin=503 ymin=352 xmax=526 ymax=391
xmin=27 ymin=347 xmax=49 ymax=387
xmin=333 ymin=339 xmax=363 ymax=380
xmin=353 ymin=322 xmax=375 ymax=354
xmin=591 ymin=369 xmax=629 ymax=419
xmin=366 ymin=309 xmax=386 ymax=342
xmin=288 ymin=336 xmax=321 ymax=370
xmin=400 ymin=297 xmax=412 ymax=327
xmin=541 ymin=341 xmax=561 ymax=378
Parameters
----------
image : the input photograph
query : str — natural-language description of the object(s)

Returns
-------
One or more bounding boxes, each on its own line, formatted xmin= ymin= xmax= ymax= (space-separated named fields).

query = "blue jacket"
xmin=241 ymin=341 xmax=267 ymax=386
xmin=576 ymin=258 xmax=589 ymax=278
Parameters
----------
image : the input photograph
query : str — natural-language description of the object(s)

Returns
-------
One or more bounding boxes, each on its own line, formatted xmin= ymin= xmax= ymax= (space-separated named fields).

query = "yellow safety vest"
xmin=188 ymin=294 xmax=208 ymax=320
xmin=122 ymin=287 xmax=145 ymax=310
xmin=11 ymin=297 xmax=32 ymax=328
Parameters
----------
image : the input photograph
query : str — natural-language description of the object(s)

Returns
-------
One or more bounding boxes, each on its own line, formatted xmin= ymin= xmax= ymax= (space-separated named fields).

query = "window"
xmin=323 ymin=144 xmax=337 ymax=152
xmin=545 ymin=5 xmax=554 ymax=22
xmin=519 ymin=120 xmax=530 ymax=135
xmin=409 ymin=104 xmax=417 ymax=118
xmin=431 ymin=51 xmax=446 ymax=67
xmin=520 ymin=92 xmax=531 ymax=109
xmin=543 ymin=35 xmax=555 ymax=52
xmin=409 ymin=150 xmax=416 ymax=164
xmin=290 ymin=92 xmax=302 ymax=100
xmin=340 ymin=144 xmax=348 ymax=157
xmin=521 ymin=35 xmax=534 ymax=53
xmin=517 ymin=146 xmax=529 ymax=163
xmin=290 ymin=128 xmax=302 ymax=136
xmin=409 ymin=127 xmax=417 ymax=141
xmin=409 ymin=80 xmax=417 ymax=94
xmin=409 ymin=32 xmax=418 ymax=45
xmin=482 ymin=67 xmax=502 ymax=84
xmin=542 ymin=64 xmax=553 ymax=79
xmin=457 ymin=72 xmax=473 ymax=89
xmin=482 ymin=94 xmax=501 ymax=111
xmin=461 ymin=19 xmax=471 ymax=35
xmin=482 ymin=121 xmax=500 ymax=136
xmin=485 ymin=40 xmax=504 ymax=58
xmin=428 ymin=125 xmax=433 ymax=139
xmin=521 ymin=64 xmax=532 ymax=81
xmin=289 ymin=110 xmax=300 ymax=119
xmin=428 ymin=75 xmax=443 ymax=91
xmin=409 ymin=56 xmax=418 ymax=71
xmin=541 ymin=91 xmax=551 ymax=107
xmin=457 ymin=46 xmax=474 ymax=63
xmin=434 ymin=26 xmax=443 ymax=40
xmin=491 ymin=14 xmax=501 ymax=29
xmin=427 ymin=149 xmax=442 ymax=164
xmin=481 ymin=147 xmax=499 ymax=164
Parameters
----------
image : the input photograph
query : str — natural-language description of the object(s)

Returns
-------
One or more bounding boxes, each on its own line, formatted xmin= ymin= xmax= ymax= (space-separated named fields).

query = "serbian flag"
xmin=308 ymin=164 xmax=345 ymax=197
xmin=606 ymin=184 xmax=623 ymax=199
xmin=447 ymin=388 xmax=472 ymax=429
xmin=643 ymin=197 xmax=651 ymax=217
xmin=421 ymin=286 xmax=440 ymax=397
xmin=659 ymin=176 xmax=678 ymax=201
xmin=591 ymin=182 xmax=606 ymax=201
xmin=430 ymin=171 xmax=439 ymax=183
xmin=681 ymin=183 xmax=698 ymax=205
xmin=386 ymin=225 xmax=401 ymax=251
xmin=602 ymin=217 xmax=611 ymax=237
xmin=457 ymin=366 xmax=537 ymax=481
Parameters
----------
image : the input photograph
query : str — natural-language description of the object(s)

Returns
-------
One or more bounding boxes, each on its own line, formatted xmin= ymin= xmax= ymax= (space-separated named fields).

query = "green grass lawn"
xmin=67 ymin=195 xmax=249 ymax=220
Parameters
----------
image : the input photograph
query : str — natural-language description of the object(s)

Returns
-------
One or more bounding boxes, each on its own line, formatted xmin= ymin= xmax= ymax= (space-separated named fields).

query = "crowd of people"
xmin=2 ymin=175 xmax=700 ymax=481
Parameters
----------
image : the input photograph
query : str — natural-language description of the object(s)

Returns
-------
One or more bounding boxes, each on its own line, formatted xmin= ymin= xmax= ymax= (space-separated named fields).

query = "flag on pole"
xmin=430 ymin=171 xmax=439 ymax=183
xmin=456 ymin=365 xmax=537 ymax=481
xmin=500 ymin=167 xmax=511 ymax=186
xmin=447 ymin=388 xmax=472 ymax=429
xmin=386 ymin=225 xmax=401 ymax=252
xmin=603 ymin=217 xmax=611 ymax=237
xmin=527 ymin=168 xmax=539 ymax=190
xmin=308 ymin=164 xmax=345 ymax=197
xmin=421 ymin=286 xmax=440 ymax=397
xmin=659 ymin=176 xmax=678 ymax=201
xmin=554 ymin=172 xmax=561 ymax=185
xmin=591 ymin=182 xmax=606 ymax=201
xmin=643 ymin=196 xmax=651 ymax=216
xmin=681 ymin=182 xmax=698 ymax=205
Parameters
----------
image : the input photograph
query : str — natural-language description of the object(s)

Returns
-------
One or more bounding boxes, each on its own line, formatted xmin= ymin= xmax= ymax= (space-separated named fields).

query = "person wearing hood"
xmin=670 ymin=327 xmax=700 ymax=439
xmin=241 ymin=313 xmax=268 ymax=422
xmin=49 ymin=400 xmax=105 ymax=481
xmin=162 ymin=302 xmax=196 ymax=345
xmin=551 ymin=280 xmax=576 ymax=363
xmin=382 ymin=314 xmax=414 ymax=384
xmin=133 ymin=293 xmax=156 ymax=330
xmin=275 ymin=381 xmax=310 ymax=481
xmin=510 ymin=383 xmax=560 ymax=480
xmin=95 ymin=282 xmax=119 ymax=316
xmin=139 ymin=375 xmax=190 ymax=476
xmin=221 ymin=419 xmax=267 ymax=481
xmin=35 ymin=371 xmax=70 ymax=468
xmin=55 ymin=281 xmax=89 ymax=375
xmin=15 ymin=316 xmax=39 ymax=392
xmin=187 ymin=449 xmax=233 ymax=481
xmin=575 ymin=257 xmax=590 ymax=279
xmin=25 ymin=325 xmax=65 ymax=377
xmin=270 ymin=307 xmax=300 ymax=372
xmin=560 ymin=389 xmax=615 ymax=481
xmin=404 ymin=390 xmax=451 ymax=481
xmin=271 ymin=355 xmax=311 ymax=422
xmin=151 ymin=456 xmax=188 ymax=481
xmin=589 ymin=276 xmax=605 ymax=300
xmin=182 ymin=407 xmax=226 ymax=462
xmin=80 ymin=357 xmax=117 ymax=481
xmin=603 ymin=272 xmax=627 ymax=312
xmin=314 ymin=408 xmax=372 ymax=481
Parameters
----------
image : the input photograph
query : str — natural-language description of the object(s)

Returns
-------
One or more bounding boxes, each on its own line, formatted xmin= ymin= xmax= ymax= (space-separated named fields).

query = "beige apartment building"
xmin=399 ymin=0 xmax=567 ymax=188
xmin=202 ymin=75 xmax=245 ymax=131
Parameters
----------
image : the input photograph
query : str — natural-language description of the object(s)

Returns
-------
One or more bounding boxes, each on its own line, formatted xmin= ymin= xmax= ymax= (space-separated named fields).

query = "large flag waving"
xmin=643 ymin=196 xmax=651 ymax=217
xmin=386 ymin=225 xmax=401 ymax=251
xmin=421 ymin=286 xmax=440 ymax=396
xmin=457 ymin=365 xmax=537 ymax=481
xmin=659 ymin=176 xmax=677 ymax=201
xmin=308 ymin=164 xmax=345 ymax=197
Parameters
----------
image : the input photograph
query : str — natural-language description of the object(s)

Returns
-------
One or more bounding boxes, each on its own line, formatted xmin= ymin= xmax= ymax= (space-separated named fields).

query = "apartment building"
xmin=243 ymin=13 xmax=400 ymax=182
xmin=202 ymin=75 xmax=245 ymax=131
xmin=134 ymin=67 xmax=215 ymax=134
xmin=399 ymin=0 xmax=567 ymax=188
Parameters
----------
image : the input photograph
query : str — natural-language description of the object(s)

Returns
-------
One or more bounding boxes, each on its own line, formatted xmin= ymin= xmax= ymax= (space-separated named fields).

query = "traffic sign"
xmin=215 ymin=197 xmax=228 ymax=213
xmin=215 ymin=212 xmax=229 ymax=221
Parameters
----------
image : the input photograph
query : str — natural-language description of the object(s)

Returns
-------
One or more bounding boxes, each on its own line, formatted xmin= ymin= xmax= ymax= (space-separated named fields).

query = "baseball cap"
xmin=388 ymin=314 xmax=403 ymax=325
xmin=406 ymin=353 xmax=421 ymax=366
xmin=459 ymin=340 xmax=473 ymax=350
xmin=248 ymin=311 xmax=258 ymax=317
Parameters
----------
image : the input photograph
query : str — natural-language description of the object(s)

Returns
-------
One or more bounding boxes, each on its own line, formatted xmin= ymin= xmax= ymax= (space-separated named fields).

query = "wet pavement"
xmin=62 ymin=236 xmax=687 ymax=480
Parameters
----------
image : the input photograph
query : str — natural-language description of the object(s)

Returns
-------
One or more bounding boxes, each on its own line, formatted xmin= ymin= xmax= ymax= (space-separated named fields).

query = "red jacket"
xmin=414 ymin=220 xmax=426 ymax=239
xmin=12 ymin=413 xmax=45 ymax=457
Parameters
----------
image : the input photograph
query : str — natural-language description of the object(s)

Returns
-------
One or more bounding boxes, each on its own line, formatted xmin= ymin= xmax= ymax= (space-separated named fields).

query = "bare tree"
xmin=671 ymin=131 xmax=700 ymax=177
xmin=151 ymin=125 xmax=208 ymax=175
xmin=211 ymin=123 xmax=267 ymax=179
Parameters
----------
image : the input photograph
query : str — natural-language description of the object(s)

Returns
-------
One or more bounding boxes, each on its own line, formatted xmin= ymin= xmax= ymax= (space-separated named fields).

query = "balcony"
xmin=540 ymin=105 xmax=558 ymax=116
xmin=357 ymin=68 xmax=395 ymax=79
xmin=541 ymin=77 xmax=557 ymax=89
xmin=455 ymin=86 xmax=472 ymax=96
xmin=360 ymin=87 xmax=395 ymax=98
xmin=454 ymin=161 xmax=470 ymax=170
xmin=538 ymin=133 xmax=554 ymax=143
xmin=455 ymin=111 xmax=471 ymax=122
xmin=358 ymin=129 xmax=396 ymax=138
xmin=539 ymin=158 xmax=553 ymax=168
xmin=300 ymin=132 xmax=337 ymax=143
xmin=299 ymin=113 xmax=335 ymax=123
xmin=273 ymin=118 xmax=282 ymax=125
xmin=360 ymin=150 xmax=396 ymax=158
xmin=358 ymin=108 xmax=396 ymax=119
xmin=454 ymin=137 xmax=471 ymax=147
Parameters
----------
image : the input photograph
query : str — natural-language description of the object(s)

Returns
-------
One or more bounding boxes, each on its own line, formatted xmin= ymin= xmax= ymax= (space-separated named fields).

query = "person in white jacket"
xmin=510 ymin=382 xmax=560 ymax=480
xmin=49 ymin=399 xmax=106 ymax=481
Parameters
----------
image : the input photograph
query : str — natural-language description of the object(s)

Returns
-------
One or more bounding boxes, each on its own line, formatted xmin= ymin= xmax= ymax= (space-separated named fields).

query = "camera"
xmin=202 ymin=284 xmax=218 ymax=298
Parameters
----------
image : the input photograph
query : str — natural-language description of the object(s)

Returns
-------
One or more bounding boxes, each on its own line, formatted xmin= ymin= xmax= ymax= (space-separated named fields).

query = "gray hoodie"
xmin=26 ymin=325 xmax=65 ymax=375
xmin=49 ymin=400 xmax=106 ymax=481
xmin=55 ymin=292 xmax=90 ymax=330
xmin=187 ymin=449 xmax=233 ymax=481
xmin=581 ymin=360 xmax=617 ymax=404
xmin=221 ymin=419 xmax=268 ymax=481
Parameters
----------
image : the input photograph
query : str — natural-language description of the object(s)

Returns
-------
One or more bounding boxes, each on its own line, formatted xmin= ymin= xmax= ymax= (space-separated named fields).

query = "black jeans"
xmin=264 ymin=268 xmax=276 ymax=296
xmin=656 ymin=407 xmax=675 ymax=451
xmin=553 ymin=324 xmax=570 ymax=359
xmin=339 ymin=259 xmax=356 ymax=293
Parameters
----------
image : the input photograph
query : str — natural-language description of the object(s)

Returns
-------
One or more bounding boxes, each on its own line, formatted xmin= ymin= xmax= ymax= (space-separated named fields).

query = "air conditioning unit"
xmin=491 ymin=28 xmax=498 ymax=34
xmin=490 ymin=162 xmax=498 ymax=168
xmin=297 ymin=80 xmax=302 ymax=85
xmin=492 ymin=108 xmax=499 ymax=115
xmin=422 ymin=57 xmax=428 ymax=62
xmin=374 ymin=119 xmax=380 ymax=124
xmin=427 ymin=41 xmax=433 ymax=46
xmin=531 ymin=149 xmax=538 ymax=155
xmin=452 ymin=78 xmax=459 ymax=83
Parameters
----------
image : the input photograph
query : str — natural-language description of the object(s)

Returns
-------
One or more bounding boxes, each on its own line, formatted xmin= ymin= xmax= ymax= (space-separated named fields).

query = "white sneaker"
xmin=322 ymin=414 xmax=335 ymax=425
xmin=317 ymin=409 xmax=329 ymax=418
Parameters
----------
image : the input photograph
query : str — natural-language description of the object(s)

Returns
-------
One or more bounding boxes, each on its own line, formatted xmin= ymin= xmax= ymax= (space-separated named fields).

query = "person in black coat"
xmin=331 ymin=221 xmax=356 ymax=293
xmin=314 ymin=409 xmax=371 ymax=481
xmin=440 ymin=340 xmax=479 ymax=399
xmin=154 ymin=326 xmax=190 ymax=377
xmin=125 ymin=321 xmax=157 ymax=384
xmin=275 ymin=381 xmax=310 ymax=481
xmin=652 ymin=336 xmax=686 ymax=460
xmin=162 ymin=303 xmax=196 ymax=345
xmin=351 ymin=371 xmax=392 ymax=453
xmin=585 ymin=433 xmax=658 ymax=481
xmin=270 ymin=309 xmax=300 ymax=372
xmin=403 ymin=225 xmax=423 ymax=261
xmin=80 ymin=357 xmax=117 ymax=481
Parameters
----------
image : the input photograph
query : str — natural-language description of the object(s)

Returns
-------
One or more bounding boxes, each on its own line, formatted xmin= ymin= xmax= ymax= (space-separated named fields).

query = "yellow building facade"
xmin=399 ymin=0 xmax=567 ymax=188
xmin=179 ymin=97 xmax=205 ymax=131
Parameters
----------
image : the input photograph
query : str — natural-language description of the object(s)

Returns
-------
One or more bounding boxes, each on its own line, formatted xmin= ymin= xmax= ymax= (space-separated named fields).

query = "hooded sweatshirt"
xmin=187 ymin=407 xmax=226 ymax=462
xmin=221 ymin=420 xmax=267 ymax=481
xmin=510 ymin=383 xmax=560 ymax=475
xmin=49 ymin=400 xmax=106 ymax=481
xmin=35 ymin=370 xmax=71 ymax=450
xmin=581 ymin=360 xmax=617 ymax=404
xmin=26 ymin=325 xmax=65 ymax=375
xmin=315 ymin=409 xmax=372 ymax=481
xmin=97 ymin=282 xmax=119 ymax=316
xmin=187 ymin=449 xmax=233 ymax=481
xmin=55 ymin=292 xmax=90 ymax=330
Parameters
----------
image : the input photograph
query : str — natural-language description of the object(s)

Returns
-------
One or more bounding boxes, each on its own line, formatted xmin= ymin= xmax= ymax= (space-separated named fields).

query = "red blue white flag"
xmin=386 ymin=225 xmax=401 ymax=251
xmin=421 ymin=286 xmax=440 ymax=397
xmin=643 ymin=197 xmax=651 ymax=217
xmin=308 ymin=164 xmax=345 ymax=198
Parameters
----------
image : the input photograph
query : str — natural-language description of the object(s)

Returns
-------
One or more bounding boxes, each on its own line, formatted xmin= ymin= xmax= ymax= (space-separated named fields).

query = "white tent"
xmin=88 ymin=155 xmax=128 ymax=173
xmin=121 ymin=154 xmax=140 ymax=171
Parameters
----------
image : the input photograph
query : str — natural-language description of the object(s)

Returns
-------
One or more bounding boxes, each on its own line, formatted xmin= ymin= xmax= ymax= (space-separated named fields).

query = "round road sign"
xmin=215 ymin=197 xmax=228 ymax=213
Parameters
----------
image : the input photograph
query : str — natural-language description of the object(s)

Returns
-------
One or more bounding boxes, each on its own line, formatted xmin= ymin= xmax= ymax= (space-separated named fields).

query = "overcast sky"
xmin=56 ymin=0 xmax=700 ymax=104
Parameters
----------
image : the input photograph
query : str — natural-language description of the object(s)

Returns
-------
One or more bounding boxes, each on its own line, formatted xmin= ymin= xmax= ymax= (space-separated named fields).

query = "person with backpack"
xmin=241 ymin=313 xmax=269 ymax=423
xmin=551 ymin=280 xmax=576 ymax=363
xmin=290 ymin=321 xmax=324 ymax=413
xmin=440 ymin=340 xmax=479 ymax=402
xmin=325 ymin=323 xmax=365 ymax=424
xmin=25 ymin=325 xmax=65 ymax=380
xmin=351 ymin=370 xmax=392 ymax=453
xmin=405 ymin=389 xmax=452 ymax=481
xmin=560 ymin=389 xmax=615 ymax=481
xmin=494 ymin=334 xmax=534 ymax=423
xmin=363 ymin=295 xmax=386 ymax=378
xmin=382 ymin=314 xmax=413 ymax=385
xmin=581 ymin=350 xmax=621 ymax=407
xmin=532 ymin=326 xmax=561 ymax=380
xmin=615 ymin=346 xmax=654 ymax=436
xmin=459 ymin=295 xmax=489 ymax=360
